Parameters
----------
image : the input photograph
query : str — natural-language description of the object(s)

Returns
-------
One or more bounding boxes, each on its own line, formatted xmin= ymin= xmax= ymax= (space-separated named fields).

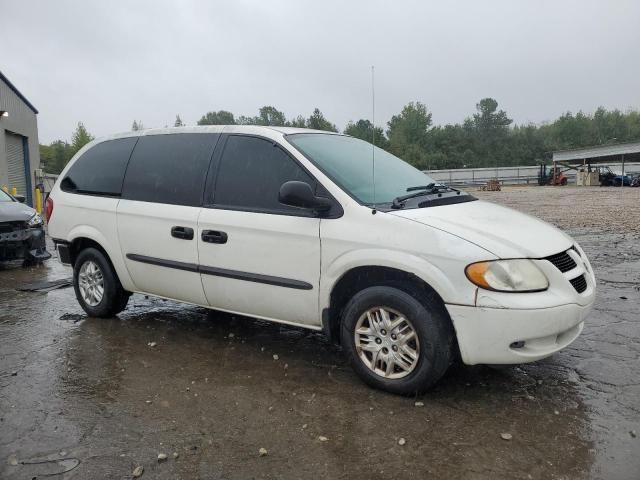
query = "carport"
xmin=552 ymin=141 xmax=640 ymax=186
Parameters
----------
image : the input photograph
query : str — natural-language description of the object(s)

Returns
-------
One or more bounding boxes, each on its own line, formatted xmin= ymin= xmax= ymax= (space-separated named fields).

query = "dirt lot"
xmin=476 ymin=185 xmax=640 ymax=233
xmin=1 ymin=186 xmax=639 ymax=479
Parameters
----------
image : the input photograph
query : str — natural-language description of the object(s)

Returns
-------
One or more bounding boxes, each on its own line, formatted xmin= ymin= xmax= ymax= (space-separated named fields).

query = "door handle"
xmin=201 ymin=230 xmax=228 ymax=244
xmin=171 ymin=226 xmax=194 ymax=240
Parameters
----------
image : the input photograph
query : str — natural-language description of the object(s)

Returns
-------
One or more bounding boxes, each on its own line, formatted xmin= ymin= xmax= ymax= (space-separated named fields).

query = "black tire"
xmin=340 ymin=286 xmax=452 ymax=395
xmin=73 ymin=247 xmax=130 ymax=318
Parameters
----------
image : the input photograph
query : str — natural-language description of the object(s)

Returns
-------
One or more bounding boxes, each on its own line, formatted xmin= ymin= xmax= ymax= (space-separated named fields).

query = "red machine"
xmin=549 ymin=165 xmax=568 ymax=185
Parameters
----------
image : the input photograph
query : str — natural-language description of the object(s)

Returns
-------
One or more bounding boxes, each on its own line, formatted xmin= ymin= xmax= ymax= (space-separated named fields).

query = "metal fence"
xmin=40 ymin=173 xmax=58 ymax=194
xmin=424 ymin=162 xmax=640 ymax=186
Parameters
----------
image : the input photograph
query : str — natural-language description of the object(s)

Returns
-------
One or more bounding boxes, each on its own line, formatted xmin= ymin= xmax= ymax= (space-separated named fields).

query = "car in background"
xmin=596 ymin=166 xmax=636 ymax=186
xmin=0 ymin=189 xmax=50 ymax=265
xmin=612 ymin=173 xmax=635 ymax=187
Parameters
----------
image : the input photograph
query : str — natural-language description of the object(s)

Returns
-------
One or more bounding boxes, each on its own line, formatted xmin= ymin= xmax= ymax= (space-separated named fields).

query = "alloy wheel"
xmin=354 ymin=306 xmax=420 ymax=379
xmin=78 ymin=260 xmax=105 ymax=307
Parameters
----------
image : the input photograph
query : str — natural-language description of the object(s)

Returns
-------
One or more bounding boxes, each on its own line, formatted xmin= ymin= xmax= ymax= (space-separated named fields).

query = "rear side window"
xmin=213 ymin=135 xmax=315 ymax=214
xmin=61 ymin=137 xmax=137 ymax=195
xmin=122 ymin=133 xmax=218 ymax=206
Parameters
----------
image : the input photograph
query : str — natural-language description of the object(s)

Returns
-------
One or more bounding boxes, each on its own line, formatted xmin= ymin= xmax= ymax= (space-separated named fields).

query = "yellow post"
xmin=35 ymin=188 xmax=43 ymax=214
xmin=11 ymin=187 xmax=17 ymax=196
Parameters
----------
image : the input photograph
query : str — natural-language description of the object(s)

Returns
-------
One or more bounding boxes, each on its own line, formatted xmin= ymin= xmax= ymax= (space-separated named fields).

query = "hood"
xmin=389 ymin=200 xmax=572 ymax=258
xmin=0 ymin=201 xmax=36 ymax=223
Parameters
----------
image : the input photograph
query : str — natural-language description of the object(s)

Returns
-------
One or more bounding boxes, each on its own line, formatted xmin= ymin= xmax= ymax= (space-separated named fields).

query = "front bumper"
xmin=447 ymin=301 xmax=593 ymax=365
xmin=0 ymin=226 xmax=51 ymax=262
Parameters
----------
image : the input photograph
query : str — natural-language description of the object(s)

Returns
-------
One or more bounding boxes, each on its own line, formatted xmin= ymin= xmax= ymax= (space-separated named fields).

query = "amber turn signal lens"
xmin=465 ymin=262 xmax=491 ymax=289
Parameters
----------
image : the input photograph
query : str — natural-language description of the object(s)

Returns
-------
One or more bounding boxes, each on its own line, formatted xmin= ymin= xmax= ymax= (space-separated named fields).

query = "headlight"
xmin=27 ymin=213 xmax=44 ymax=227
xmin=465 ymin=259 xmax=549 ymax=292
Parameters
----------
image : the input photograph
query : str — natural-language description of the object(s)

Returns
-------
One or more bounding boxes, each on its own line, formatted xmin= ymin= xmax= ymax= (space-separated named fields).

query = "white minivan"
xmin=47 ymin=126 xmax=595 ymax=395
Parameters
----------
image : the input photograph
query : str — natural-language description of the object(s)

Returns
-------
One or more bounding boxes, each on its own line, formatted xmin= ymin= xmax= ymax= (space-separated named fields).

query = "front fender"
xmin=320 ymin=248 xmax=467 ymax=311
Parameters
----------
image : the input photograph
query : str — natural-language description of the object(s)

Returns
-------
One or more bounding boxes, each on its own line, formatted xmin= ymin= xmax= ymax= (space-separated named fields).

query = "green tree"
xmin=306 ymin=108 xmax=338 ymax=132
xmin=387 ymin=102 xmax=432 ymax=167
xmin=131 ymin=120 xmax=144 ymax=131
xmin=40 ymin=140 xmax=73 ymax=174
xmin=425 ymin=124 xmax=473 ymax=168
xmin=255 ymin=106 xmax=287 ymax=126
xmin=197 ymin=110 xmax=236 ymax=125
xmin=344 ymin=119 xmax=389 ymax=150
xmin=39 ymin=122 xmax=93 ymax=174
xmin=70 ymin=122 xmax=94 ymax=156
xmin=469 ymin=98 xmax=513 ymax=167
xmin=472 ymin=98 xmax=512 ymax=132
xmin=235 ymin=115 xmax=253 ymax=125
xmin=174 ymin=114 xmax=184 ymax=127
xmin=287 ymin=115 xmax=307 ymax=128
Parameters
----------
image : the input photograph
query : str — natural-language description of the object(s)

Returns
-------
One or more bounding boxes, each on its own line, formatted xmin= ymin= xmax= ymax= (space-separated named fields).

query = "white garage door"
xmin=5 ymin=132 xmax=27 ymax=196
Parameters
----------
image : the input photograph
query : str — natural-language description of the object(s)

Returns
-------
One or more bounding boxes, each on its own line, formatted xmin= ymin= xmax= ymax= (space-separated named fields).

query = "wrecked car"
xmin=0 ymin=189 xmax=51 ymax=265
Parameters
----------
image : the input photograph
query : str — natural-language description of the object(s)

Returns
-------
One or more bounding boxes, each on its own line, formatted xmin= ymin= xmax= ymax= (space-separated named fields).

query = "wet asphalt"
xmin=1 ymin=193 xmax=639 ymax=479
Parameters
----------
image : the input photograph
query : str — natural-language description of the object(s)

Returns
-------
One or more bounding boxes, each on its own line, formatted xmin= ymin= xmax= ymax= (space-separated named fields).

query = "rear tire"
xmin=73 ymin=248 xmax=130 ymax=318
xmin=340 ymin=286 xmax=452 ymax=395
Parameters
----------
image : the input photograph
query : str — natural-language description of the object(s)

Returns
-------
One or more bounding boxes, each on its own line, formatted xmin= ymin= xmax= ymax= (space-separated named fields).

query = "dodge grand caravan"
xmin=47 ymin=126 xmax=595 ymax=395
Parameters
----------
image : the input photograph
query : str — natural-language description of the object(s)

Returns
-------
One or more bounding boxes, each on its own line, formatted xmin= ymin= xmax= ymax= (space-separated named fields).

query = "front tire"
xmin=340 ymin=286 xmax=452 ymax=395
xmin=73 ymin=248 xmax=130 ymax=318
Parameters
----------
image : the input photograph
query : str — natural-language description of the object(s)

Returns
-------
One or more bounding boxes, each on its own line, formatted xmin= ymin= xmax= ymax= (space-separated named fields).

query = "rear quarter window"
xmin=61 ymin=137 xmax=138 ymax=195
xmin=121 ymin=133 xmax=218 ymax=207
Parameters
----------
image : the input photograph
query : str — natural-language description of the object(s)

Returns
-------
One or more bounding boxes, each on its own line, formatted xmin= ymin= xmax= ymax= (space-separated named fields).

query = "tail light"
xmin=45 ymin=197 xmax=54 ymax=223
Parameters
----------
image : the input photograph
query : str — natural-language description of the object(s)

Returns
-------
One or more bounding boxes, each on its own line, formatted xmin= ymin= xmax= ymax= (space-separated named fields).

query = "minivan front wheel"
xmin=341 ymin=286 xmax=452 ymax=395
xmin=73 ymin=248 xmax=130 ymax=318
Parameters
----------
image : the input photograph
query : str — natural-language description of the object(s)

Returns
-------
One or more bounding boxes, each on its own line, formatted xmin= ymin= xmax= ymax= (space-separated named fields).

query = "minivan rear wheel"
xmin=340 ymin=286 xmax=452 ymax=395
xmin=73 ymin=248 xmax=130 ymax=318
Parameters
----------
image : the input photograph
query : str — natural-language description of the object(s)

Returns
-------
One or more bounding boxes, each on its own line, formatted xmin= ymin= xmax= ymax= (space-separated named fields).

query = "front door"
xmin=198 ymin=134 xmax=321 ymax=326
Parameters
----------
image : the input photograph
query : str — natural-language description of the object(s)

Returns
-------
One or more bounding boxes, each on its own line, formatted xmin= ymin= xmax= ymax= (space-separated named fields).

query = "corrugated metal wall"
xmin=0 ymin=73 xmax=40 ymax=206
xmin=5 ymin=132 xmax=26 ymax=195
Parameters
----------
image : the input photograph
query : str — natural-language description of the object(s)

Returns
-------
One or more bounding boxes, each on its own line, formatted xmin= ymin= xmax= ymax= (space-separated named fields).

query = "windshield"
xmin=0 ymin=189 xmax=14 ymax=202
xmin=287 ymin=134 xmax=436 ymax=204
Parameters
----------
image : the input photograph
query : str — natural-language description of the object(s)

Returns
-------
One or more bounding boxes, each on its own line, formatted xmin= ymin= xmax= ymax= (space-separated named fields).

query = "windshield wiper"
xmin=391 ymin=190 xmax=434 ymax=209
xmin=406 ymin=183 xmax=436 ymax=192
xmin=406 ymin=183 xmax=460 ymax=193
xmin=391 ymin=184 xmax=461 ymax=209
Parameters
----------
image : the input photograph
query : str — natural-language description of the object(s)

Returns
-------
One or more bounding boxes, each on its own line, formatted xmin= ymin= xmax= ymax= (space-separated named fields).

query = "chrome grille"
xmin=545 ymin=250 xmax=577 ymax=273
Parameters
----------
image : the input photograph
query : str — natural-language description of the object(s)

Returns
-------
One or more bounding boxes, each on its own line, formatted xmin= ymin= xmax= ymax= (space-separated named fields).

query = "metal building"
xmin=0 ymin=70 xmax=40 ymax=206
xmin=552 ymin=142 xmax=640 ymax=186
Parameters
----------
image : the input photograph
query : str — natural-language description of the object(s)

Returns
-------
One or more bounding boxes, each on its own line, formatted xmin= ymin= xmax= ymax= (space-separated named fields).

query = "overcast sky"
xmin=2 ymin=0 xmax=639 ymax=143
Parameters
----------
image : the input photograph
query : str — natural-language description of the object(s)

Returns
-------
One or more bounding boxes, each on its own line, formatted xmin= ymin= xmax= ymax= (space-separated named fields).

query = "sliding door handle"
xmin=201 ymin=230 xmax=228 ymax=244
xmin=171 ymin=226 xmax=194 ymax=240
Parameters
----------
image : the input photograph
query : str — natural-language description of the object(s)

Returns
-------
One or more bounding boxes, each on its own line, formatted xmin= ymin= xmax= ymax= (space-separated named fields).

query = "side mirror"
xmin=279 ymin=181 xmax=332 ymax=213
xmin=14 ymin=194 xmax=26 ymax=203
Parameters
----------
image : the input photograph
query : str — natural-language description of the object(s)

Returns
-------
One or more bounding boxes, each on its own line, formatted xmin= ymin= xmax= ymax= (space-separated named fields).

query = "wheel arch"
xmin=322 ymin=265 xmax=457 ymax=355
xmin=67 ymin=226 xmax=134 ymax=291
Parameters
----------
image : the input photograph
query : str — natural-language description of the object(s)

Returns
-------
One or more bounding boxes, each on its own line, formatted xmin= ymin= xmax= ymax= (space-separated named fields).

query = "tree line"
xmin=40 ymin=99 xmax=640 ymax=174
xmin=40 ymin=122 xmax=94 ymax=175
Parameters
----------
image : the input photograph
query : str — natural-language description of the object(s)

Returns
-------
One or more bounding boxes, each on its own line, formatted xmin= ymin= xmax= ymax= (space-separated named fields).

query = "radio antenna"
xmin=371 ymin=65 xmax=377 ymax=213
